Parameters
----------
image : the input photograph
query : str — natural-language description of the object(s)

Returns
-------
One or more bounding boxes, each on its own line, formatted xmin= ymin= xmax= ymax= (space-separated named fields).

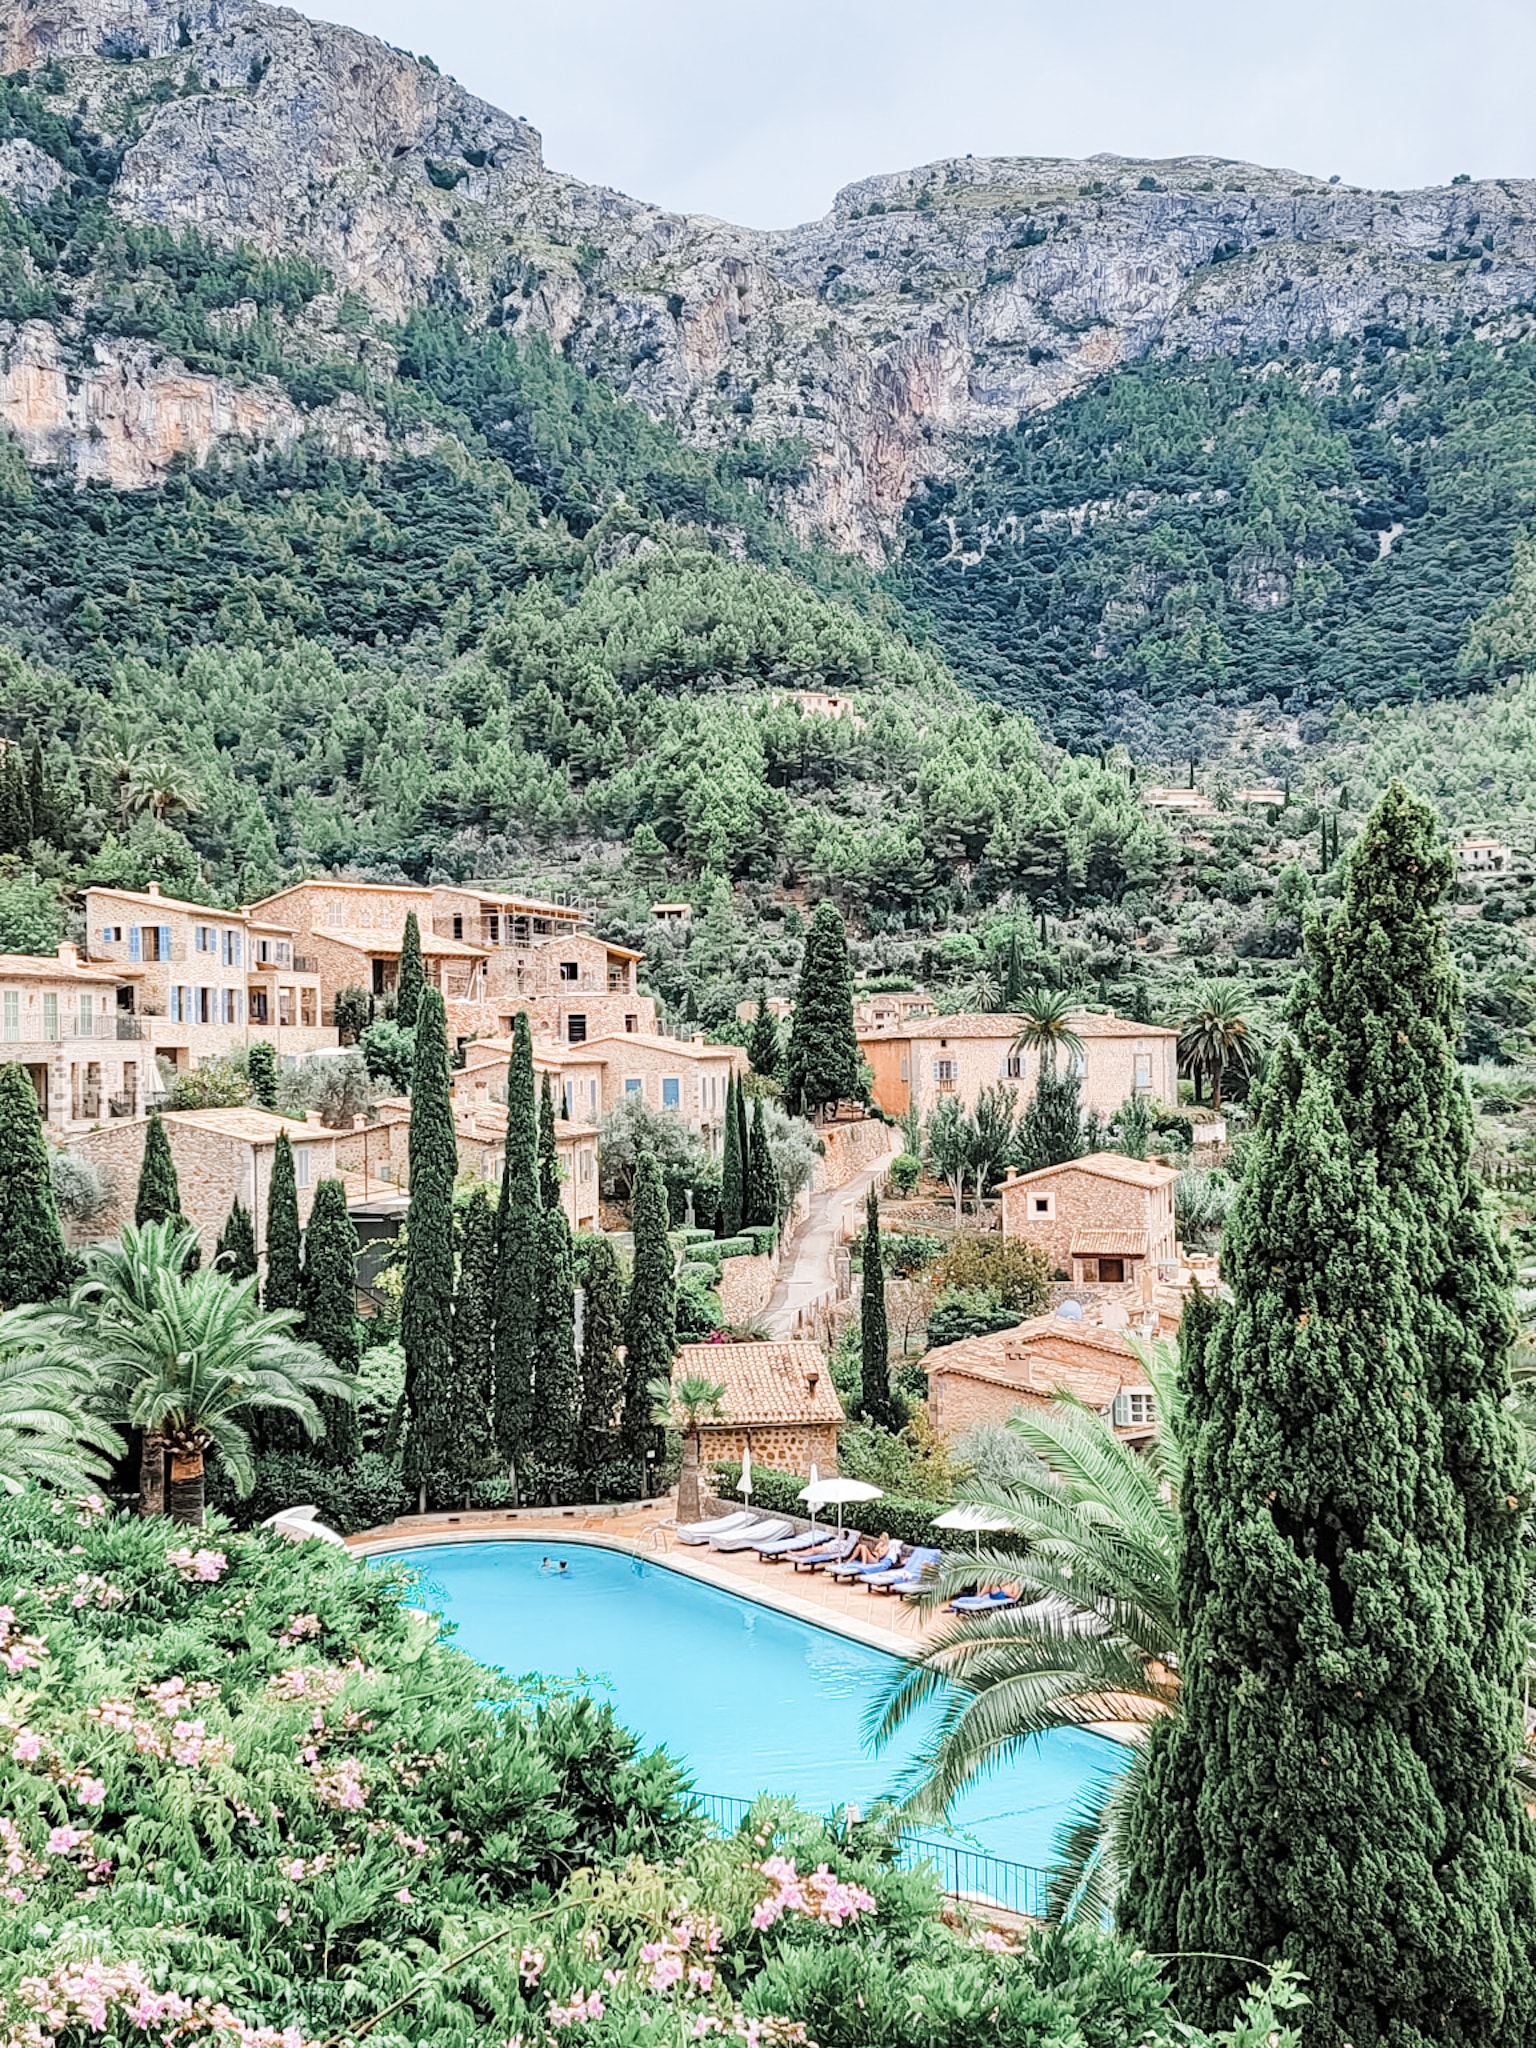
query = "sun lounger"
xmin=828 ymin=1542 xmax=907 ymax=1584
xmin=947 ymin=1588 xmax=1022 ymax=1613
xmin=867 ymin=1546 xmax=941 ymax=1595
xmin=790 ymin=1529 xmax=859 ymax=1572
xmin=675 ymin=1510 xmax=755 ymax=1546
xmin=753 ymin=1527 xmax=830 ymax=1562
xmin=710 ymin=1517 xmax=794 ymax=1552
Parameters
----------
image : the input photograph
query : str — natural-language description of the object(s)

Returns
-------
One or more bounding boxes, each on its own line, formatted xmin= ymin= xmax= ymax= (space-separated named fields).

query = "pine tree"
xmin=263 ymin=1131 xmax=303 ymax=1315
xmin=577 ymin=1231 xmax=627 ymax=1478
xmin=1121 ymin=785 xmax=1536 ymax=2046
xmin=622 ymin=1150 xmax=675 ymax=1495
xmin=0 ymin=1062 xmax=69 ymax=1306
xmin=443 ymin=1188 xmax=499 ymax=1496
xmin=301 ymin=1177 xmax=361 ymax=1467
xmin=25 ymin=739 xmax=45 ymax=844
xmin=858 ymin=1186 xmax=898 ymax=1429
xmin=530 ymin=1201 xmax=578 ymax=1475
xmin=745 ymin=1092 xmax=778 ymax=1228
xmin=718 ymin=1072 xmax=744 ymax=1237
xmin=493 ymin=1011 xmax=541 ymax=1478
xmin=747 ymin=988 xmax=780 ymax=1078
xmin=395 ymin=912 xmax=425 ymax=1030
xmin=1015 ymin=1062 xmax=1085 ymax=1172
xmin=214 ymin=1198 xmax=257 ymax=1282
xmin=247 ymin=1039 xmax=278 ymax=1111
xmin=401 ymin=988 xmax=458 ymax=1505
xmin=784 ymin=900 xmax=862 ymax=1119
xmin=538 ymin=1071 xmax=561 ymax=1212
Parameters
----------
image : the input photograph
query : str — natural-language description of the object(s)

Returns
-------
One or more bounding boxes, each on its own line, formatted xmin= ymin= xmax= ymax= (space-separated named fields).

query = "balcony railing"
xmin=92 ymin=943 xmax=187 ymax=964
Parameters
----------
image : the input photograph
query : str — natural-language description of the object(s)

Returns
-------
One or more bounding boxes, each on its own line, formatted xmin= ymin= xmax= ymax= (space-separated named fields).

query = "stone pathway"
xmin=764 ymin=1139 xmax=897 ymax=1340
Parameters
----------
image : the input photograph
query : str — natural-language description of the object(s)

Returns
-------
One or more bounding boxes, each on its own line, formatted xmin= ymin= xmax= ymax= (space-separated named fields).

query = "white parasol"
xmin=933 ymin=1502 xmax=1015 ymax=1557
xmin=736 ymin=1445 xmax=754 ymax=1499
xmin=799 ymin=1475 xmax=883 ymax=1533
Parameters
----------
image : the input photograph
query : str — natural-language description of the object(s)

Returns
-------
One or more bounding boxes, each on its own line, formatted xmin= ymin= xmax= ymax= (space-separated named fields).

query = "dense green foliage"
xmin=213 ymin=1198 xmax=258 ymax=1283
xmin=785 ymin=902 xmax=863 ymax=1114
xmin=0 ymin=1059 xmax=69 ymax=1307
xmin=1122 ymin=787 xmax=1536 ymax=2042
xmin=395 ymin=911 xmax=424 ymax=1029
xmin=446 ymin=1187 xmax=500 ymax=1492
xmin=299 ymin=1178 xmax=362 ymax=1468
xmin=246 ymin=1039 xmax=278 ymax=1111
xmin=859 ymin=1189 xmax=898 ymax=1430
xmin=401 ymin=989 xmax=458 ymax=1502
xmin=745 ymin=1092 xmax=778 ymax=1229
xmin=623 ymin=1152 xmax=675 ymax=1490
xmin=494 ymin=1014 xmax=540 ymax=1475
xmin=718 ymin=1071 xmax=745 ymax=1237
xmin=262 ymin=1132 xmax=302 ymax=1316
xmin=531 ymin=1203 xmax=579 ymax=1468
xmin=576 ymin=1230 xmax=627 ymax=1481
xmin=133 ymin=1112 xmax=181 ymax=1229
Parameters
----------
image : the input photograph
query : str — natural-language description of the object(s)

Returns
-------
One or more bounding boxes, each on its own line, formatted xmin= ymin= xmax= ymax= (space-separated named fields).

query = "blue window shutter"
xmin=160 ymin=926 xmax=171 ymax=961
xmin=129 ymin=927 xmax=141 ymax=962
xmin=100 ymin=928 xmax=111 ymax=944
xmin=169 ymin=986 xmax=179 ymax=1023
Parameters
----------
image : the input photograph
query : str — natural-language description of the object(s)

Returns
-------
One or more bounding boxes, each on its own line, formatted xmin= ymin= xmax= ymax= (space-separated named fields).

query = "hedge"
xmin=690 ymin=1235 xmax=756 ymax=1264
xmin=710 ymin=1463 xmax=954 ymax=1552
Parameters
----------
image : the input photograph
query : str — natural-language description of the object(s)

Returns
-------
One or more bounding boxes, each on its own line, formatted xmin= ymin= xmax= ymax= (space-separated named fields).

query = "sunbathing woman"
xmin=849 ymin=1531 xmax=893 ymax=1568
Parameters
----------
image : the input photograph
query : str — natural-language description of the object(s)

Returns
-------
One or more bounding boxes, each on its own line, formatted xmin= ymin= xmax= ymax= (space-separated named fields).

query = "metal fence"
xmin=696 ymin=1792 xmax=1048 ymax=1919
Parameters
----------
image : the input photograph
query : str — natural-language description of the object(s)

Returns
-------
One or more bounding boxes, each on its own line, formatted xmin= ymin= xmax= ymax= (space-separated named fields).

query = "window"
xmin=225 ymin=930 xmax=242 ymax=967
xmin=292 ymin=1146 xmax=311 ymax=1190
xmin=42 ymin=993 xmax=57 ymax=1040
xmin=170 ymin=986 xmax=182 ymax=1023
xmin=934 ymin=1058 xmax=957 ymax=1094
xmin=624 ymin=1077 xmax=642 ymax=1096
xmin=452 ymin=916 xmax=463 ymax=940
xmin=1031 ymin=1193 xmax=1054 ymax=1218
xmin=1113 ymin=1390 xmax=1155 ymax=1429
xmin=567 ymin=1014 xmax=587 ymax=1045
xmin=1006 ymin=1054 xmax=1023 ymax=1079
xmin=625 ymin=1013 xmax=638 ymax=1033
xmin=300 ymin=989 xmax=316 ymax=1027
xmin=563 ymin=1081 xmax=575 ymax=1119
xmin=250 ymin=990 xmax=269 ymax=1025
xmin=279 ymin=987 xmax=296 ymax=1028
xmin=560 ymin=961 xmax=580 ymax=981
xmin=662 ymin=1076 xmax=680 ymax=1109
xmin=3 ymin=991 xmax=17 ymax=1041
xmin=78 ymin=993 xmax=93 ymax=1036
xmin=899 ymin=1056 xmax=909 ymax=1081
xmin=1134 ymin=1053 xmax=1152 ymax=1092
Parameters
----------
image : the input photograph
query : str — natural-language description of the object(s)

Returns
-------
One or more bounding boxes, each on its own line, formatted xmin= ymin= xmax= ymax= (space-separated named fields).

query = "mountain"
xmin=5 ymin=0 xmax=1536 ymax=566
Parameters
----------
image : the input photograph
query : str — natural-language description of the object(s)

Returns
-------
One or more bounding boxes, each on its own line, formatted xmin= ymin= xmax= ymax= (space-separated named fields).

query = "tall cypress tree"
xmin=858 ymin=1186 xmax=898 ymax=1429
xmin=734 ymin=1071 xmax=749 ymax=1197
xmin=136 ymin=1110 xmax=199 ymax=1270
xmin=718 ymin=1072 xmax=744 ymax=1237
xmin=214 ymin=1198 xmax=257 ymax=1282
xmin=401 ymin=988 xmax=458 ymax=1505
xmin=247 ymin=1039 xmax=278 ymax=1111
xmin=395 ymin=911 xmax=425 ymax=1030
xmin=1121 ymin=784 xmax=1536 ymax=2046
xmin=784 ymin=901 xmax=862 ymax=1119
xmin=25 ymin=739 xmax=44 ymax=844
xmin=747 ymin=988 xmax=780 ymax=1078
xmin=0 ymin=1063 xmax=68 ymax=1307
xmin=530 ymin=1201 xmax=578 ymax=1476
xmin=263 ymin=1131 xmax=303 ymax=1314
xmin=577 ymin=1231 xmax=627 ymax=1478
xmin=745 ymin=1092 xmax=778 ymax=1228
xmin=622 ymin=1150 xmax=675 ymax=1496
xmin=442 ymin=1188 xmax=499 ymax=1498
xmin=493 ymin=1011 xmax=541 ymax=1479
xmin=301 ymin=1177 xmax=361 ymax=1467
xmin=538 ymin=1071 xmax=561 ymax=1212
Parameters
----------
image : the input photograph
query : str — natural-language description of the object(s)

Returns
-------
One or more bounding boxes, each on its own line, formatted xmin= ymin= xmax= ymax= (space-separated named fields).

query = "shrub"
xmin=211 ymin=1449 xmax=410 ymax=1535
xmin=710 ymin=1463 xmax=952 ymax=1551
xmin=926 ymin=1287 xmax=1021 ymax=1347
xmin=928 ymin=1234 xmax=1051 ymax=1313
xmin=888 ymin=1150 xmax=922 ymax=1194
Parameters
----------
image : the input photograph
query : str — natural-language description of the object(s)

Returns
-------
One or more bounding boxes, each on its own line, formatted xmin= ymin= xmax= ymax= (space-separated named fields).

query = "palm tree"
xmin=652 ymin=1372 xmax=726 ymax=1524
xmin=1010 ymin=987 xmax=1086 ymax=1071
xmin=0 ymin=1343 xmax=123 ymax=1495
xmin=868 ymin=1335 xmax=1181 ymax=1924
xmin=1176 ymin=980 xmax=1260 ymax=1111
xmin=20 ymin=1221 xmax=354 ymax=1525
xmin=73 ymin=1217 xmax=198 ymax=1514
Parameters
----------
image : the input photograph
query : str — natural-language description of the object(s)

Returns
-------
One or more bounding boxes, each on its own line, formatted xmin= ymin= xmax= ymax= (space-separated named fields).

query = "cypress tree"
xmin=135 ymin=1111 xmax=182 ymax=1227
xmin=718 ymin=1072 xmax=744 ymax=1237
xmin=1121 ymin=784 xmax=1536 ymax=2046
xmin=745 ymin=1092 xmax=778 ymax=1228
xmin=395 ymin=911 xmax=425 ymax=1030
xmin=443 ymin=1188 xmax=499 ymax=1495
xmin=25 ymin=738 xmax=44 ymax=844
xmin=530 ymin=1201 xmax=578 ymax=1475
xmin=1015 ymin=1061 xmax=1085 ymax=1173
xmin=493 ymin=1011 xmax=541 ymax=1478
xmin=577 ymin=1231 xmax=627 ymax=1478
xmin=734 ymin=1070 xmax=749 ymax=1196
xmin=858 ymin=1186 xmax=898 ymax=1429
xmin=784 ymin=900 xmax=862 ymax=1119
xmin=0 ymin=1063 xmax=69 ymax=1306
xmin=401 ymin=988 xmax=458 ymax=1505
xmin=622 ymin=1150 xmax=675 ymax=1496
xmin=747 ymin=988 xmax=780 ymax=1078
xmin=538 ymin=1071 xmax=561 ymax=1212
xmin=1002 ymin=928 xmax=1026 ymax=1009
xmin=247 ymin=1039 xmax=278 ymax=1111
xmin=214 ymin=1198 xmax=257 ymax=1282
xmin=301 ymin=1177 xmax=361 ymax=1467
xmin=263 ymin=1131 xmax=303 ymax=1314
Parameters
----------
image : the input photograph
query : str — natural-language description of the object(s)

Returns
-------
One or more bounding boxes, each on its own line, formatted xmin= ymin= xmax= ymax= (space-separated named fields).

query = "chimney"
xmin=805 ymin=1371 xmax=820 ymax=1401
xmin=146 ymin=883 xmax=160 ymax=897
xmin=56 ymin=943 xmax=77 ymax=967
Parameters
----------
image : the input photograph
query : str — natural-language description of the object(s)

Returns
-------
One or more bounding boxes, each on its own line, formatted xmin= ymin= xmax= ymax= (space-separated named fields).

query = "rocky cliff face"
xmin=6 ymin=0 xmax=1536 ymax=555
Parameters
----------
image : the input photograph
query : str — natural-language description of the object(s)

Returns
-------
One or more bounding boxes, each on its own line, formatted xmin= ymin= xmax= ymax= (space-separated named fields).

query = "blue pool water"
xmin=386 ymin=1540 xmax=1121 ymax=1869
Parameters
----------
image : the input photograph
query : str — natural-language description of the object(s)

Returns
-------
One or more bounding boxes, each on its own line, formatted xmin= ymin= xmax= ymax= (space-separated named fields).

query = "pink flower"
xmin=75 ymin=1776 xmax=106 ymax=1808
xmin=648 ymin=1954 xmax=683 ymax=1993
xmin=689 ymin=1968 xmax=714 ymax=1992
xmin=11 ymin=1729 xmax=42 ymax=1763
xmin=46 ymin=1825 xmax=84 ymax=1855
xmin=394 ymin=1888 xmax=413 ymax=1904
xmin=519 ymin=1948 xmax=545 ymax=1989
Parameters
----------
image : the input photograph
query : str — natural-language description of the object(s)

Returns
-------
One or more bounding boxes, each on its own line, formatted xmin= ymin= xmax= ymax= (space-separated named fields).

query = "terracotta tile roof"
xmin=1072 ymin=1013 xmax=1177 ymax=1040
xmin=251 ymin=881 xmax=433 ymax=903
xmin=1070 ymin=1229 xmax=1150 ymax=1258
xmin=86 ymin=885 xmax=241 ymax=917
xmin=580 ymin=1030 xmax=741 ymax=1059
xmin=0 ymin=952 xmax=125 ymax=984
xmin=923 ymin=1314 xmax=1153 ymax=1411
xmin=674 ymin=1342 xmax=846 ymax=1429
xmin=1005 ymin=1150 xmax=1180 ymax=1191
xmin=160 ymin=1108 xmax=335 ymax=1145
xmin=858 ymin=1012 xmax=1023 ymax=1042
xmin=320 ymin=928 xmax=488 ymax=960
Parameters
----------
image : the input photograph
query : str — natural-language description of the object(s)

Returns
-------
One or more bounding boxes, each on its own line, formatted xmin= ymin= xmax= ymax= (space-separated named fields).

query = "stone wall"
xmin=699 ymin=1423 xmax=841 ymax=1478
xmin=811 ymin=1116 xmax=896 ymax=1194
xmin=716 ymin=1248 xmax=776 ymax=1325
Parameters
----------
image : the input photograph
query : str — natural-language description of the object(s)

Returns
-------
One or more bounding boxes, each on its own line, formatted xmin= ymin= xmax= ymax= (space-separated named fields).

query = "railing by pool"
xmin=696 ymin=1792 xmax=1048 ymax=1919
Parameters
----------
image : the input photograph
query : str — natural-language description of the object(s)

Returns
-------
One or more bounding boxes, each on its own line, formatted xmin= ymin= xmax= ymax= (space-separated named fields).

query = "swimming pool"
xmin=385 ymin=1539 xmax=1121 ymax=1871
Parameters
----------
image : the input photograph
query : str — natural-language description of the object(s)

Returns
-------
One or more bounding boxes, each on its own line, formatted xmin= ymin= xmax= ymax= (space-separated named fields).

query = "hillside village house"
xmin=673 ymin=1341 xmax=845 ymax=1477
xmin=454 ymin=1031 xmax=745 ymax=1150
xmin=67 ymin=1108 xmax=337 ymax=1256
xmin=0 ymin=946 xmax=144 ymax=1129
xmin=924 ymin=1302 xmax=1162 ymax=1446
xmin=858 ymin=1008 xmax=1177 ymax=1124
xmin=1000 ymin=1150 xmax=1180 ymax=1286
xmin=333 ymin=1097 xmax=600 ymax=1233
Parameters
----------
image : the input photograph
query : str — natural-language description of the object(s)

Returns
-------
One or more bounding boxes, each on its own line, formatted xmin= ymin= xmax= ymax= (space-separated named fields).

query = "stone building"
xmin=333 ymin=1097 xmax=600 ymax=1233
xmin=924 ymin=1301 xmax=1164 ymax=1446
xmin=0 ymin=945 xmax=142 ymax=1130
xmin=67 ymin=1107 xmax=338 ymax=1258
xmin=858 ymin=1009 xmax=1177 ymax=1125
xmin=673 ymin=1340 xmax=844 ymax=1477
xmin=999 ymin=1150 xmax=1180 ymax=1285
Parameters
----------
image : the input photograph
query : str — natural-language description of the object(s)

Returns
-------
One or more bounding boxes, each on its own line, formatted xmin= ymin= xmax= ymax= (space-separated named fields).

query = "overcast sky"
xmin=315 ymin=0 xmax=1536 ymax=231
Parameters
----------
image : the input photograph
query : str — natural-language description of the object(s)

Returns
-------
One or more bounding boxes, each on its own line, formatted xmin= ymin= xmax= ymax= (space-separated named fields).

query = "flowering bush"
xmin=0 ymin=1493 xmax=1302 ymax=2048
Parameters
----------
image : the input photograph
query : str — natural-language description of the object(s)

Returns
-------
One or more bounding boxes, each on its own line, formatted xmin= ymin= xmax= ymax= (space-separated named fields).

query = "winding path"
xmin=764 ymin=1137 xmax=897 ymax=1339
